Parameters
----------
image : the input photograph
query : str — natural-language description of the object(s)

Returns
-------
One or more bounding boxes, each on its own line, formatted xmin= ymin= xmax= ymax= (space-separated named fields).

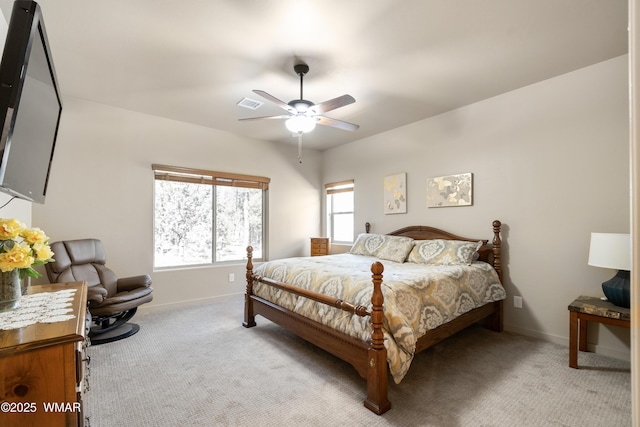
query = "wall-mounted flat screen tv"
xmin=0 ymin=0 xmax=62 ymax=204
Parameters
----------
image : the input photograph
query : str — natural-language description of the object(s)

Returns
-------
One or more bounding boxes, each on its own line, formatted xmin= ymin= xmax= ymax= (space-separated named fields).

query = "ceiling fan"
xmin=239 ymin=63 xmax=359 ymax=162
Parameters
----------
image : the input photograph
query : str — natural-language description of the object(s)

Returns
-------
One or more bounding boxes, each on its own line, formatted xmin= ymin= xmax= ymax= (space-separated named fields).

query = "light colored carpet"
xmin=85 ymin=294 xmax=631 ymax=426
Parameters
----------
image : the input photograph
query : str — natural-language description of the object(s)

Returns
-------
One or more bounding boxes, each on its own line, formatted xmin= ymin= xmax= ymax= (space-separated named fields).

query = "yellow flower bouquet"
xmin=0 ymin=218 xmax=55 ymax=279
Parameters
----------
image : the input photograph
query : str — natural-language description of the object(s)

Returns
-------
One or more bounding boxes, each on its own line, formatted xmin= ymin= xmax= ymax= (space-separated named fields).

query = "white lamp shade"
xmin=588 ymin=232 xmax=631 ymax=271
xmin=285 ymin=115 xmax=316 ymax=133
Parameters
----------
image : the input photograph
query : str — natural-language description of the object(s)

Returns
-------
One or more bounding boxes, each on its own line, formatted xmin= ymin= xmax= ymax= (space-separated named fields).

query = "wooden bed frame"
xmin=243 ymin=220 xmax=503 ymax=415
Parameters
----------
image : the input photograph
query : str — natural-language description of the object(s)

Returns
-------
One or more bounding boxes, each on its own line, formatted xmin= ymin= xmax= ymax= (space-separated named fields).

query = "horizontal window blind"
xmin=325 ymin=179 xmax=354 ymax=194
xmin=152 ymin=164 xmax=270 ymax=190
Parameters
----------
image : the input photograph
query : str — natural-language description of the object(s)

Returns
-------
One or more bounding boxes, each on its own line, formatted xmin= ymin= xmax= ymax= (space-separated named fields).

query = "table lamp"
xmin=587 ymin=232 xmax=631 ymax=308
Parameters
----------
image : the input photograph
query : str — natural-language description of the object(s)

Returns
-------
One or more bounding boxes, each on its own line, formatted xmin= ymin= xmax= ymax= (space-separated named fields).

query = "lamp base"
xmin=601 ymin=270 xmax=630 ymax=308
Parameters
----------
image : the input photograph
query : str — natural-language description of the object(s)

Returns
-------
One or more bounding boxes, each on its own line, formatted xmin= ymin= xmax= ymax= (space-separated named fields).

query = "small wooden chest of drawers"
xmin=310 ymin=237 xmax=330 ymax=256
xmin=0 ymin=282 xmax=88 ymax=427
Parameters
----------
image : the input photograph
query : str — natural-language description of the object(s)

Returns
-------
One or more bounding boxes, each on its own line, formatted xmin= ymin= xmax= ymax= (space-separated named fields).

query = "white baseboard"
xmin=505 ymin=325 xmax=631 ymax=362
xmin=138 ymin=292 xmax=243 ymax=313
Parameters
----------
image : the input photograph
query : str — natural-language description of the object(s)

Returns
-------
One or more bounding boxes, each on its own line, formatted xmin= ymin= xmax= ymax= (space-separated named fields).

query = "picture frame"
xmin=427 ymin=172 xmax=473 ymax=207
xmin=384 ymin=173 xmax=407 ymax=214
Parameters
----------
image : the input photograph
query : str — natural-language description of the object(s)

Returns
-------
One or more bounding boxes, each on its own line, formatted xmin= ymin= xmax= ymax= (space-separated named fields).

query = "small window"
xmin=325 ymin=180 xmax=354 ymax=244
xmin=153 ymin=164 xmax=269 ymax=268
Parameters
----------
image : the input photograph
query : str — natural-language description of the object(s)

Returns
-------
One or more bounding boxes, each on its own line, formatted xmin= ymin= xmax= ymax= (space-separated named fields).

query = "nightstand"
xmin=568 ymin=295 xmax=630 ymax=368
xmin=310 ymin=237 xmax=330 ymax=256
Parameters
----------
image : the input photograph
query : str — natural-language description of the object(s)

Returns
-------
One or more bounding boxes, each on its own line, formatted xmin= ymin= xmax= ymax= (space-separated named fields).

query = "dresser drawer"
xmin=310 ymin=238 xmax=330 ymax=256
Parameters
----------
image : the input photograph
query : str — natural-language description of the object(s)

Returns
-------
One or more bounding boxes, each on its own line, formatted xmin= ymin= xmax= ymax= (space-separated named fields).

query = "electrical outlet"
xmin=228 ymin=273 xmax=235 ymax=282
xmin=514 ymin=296 xmax=523 ymax=309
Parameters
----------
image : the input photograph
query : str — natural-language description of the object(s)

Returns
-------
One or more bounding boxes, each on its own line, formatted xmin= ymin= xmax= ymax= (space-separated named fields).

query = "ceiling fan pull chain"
xmin=297 ymin=132 xmax=303 ymax=163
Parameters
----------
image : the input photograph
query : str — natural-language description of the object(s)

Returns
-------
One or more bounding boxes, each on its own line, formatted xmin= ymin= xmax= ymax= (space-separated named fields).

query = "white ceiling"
xmin=0 ymin=0 xmax=629 ymax=150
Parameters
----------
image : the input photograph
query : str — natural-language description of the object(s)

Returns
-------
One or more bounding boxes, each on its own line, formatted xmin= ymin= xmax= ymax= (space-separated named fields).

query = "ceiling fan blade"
xmin=310 ymin=94 xmax=355 ymax=115
xmin=238 ymin=115 xmax=291 ymax=121
xmin=316 ymin=116 xmax=360 ymax=131
xmin=253 ymin=90 xmax=295 ymax=113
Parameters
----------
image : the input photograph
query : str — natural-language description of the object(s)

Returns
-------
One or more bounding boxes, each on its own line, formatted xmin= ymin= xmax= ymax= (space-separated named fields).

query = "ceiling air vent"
xmin=237 ymin=97 xmax=263 ymax=110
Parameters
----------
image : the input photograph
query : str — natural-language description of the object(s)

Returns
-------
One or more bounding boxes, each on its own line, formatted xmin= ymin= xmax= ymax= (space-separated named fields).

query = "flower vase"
xmin=21 ymin=276 xmax=29 ymax=295
xmin=0 ymin=269 xmax=22 ymax=312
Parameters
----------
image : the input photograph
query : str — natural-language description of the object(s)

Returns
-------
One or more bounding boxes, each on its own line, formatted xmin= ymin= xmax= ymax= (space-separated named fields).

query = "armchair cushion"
xmin=87 ymin=286 xmax=108 ymax=305
xmin=97 ymin=286 xmax=153 ymax=307
xmin=65 ymin=238 xmax=106 ymax=265
xmin=117 ymin=274 xmax=152 ymax=292
xmin=89 ymin=288 xmax=153 ymax=317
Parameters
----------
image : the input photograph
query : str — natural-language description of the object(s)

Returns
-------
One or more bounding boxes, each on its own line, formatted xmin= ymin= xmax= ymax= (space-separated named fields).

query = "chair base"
xmin=88 ymin=307 xmax=139 ymax=345
xmin=90 ymin=322 xmax=140 ymax=345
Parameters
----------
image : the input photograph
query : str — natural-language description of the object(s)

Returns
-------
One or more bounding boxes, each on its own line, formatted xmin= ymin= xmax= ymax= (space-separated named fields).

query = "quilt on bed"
xmin=252 ymin=253 xmax=506 ymax=383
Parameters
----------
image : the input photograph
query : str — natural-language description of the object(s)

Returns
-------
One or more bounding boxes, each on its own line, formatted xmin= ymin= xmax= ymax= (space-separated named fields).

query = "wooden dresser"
xmin=0 ymin=282 xmax=88 ymax=427
xmin=310 ymin=237 xmax=330 ymax=256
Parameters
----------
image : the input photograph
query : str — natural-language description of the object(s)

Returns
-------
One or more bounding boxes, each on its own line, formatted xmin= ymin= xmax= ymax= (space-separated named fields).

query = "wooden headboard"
xmin=366 ymin=220 xmax=503 ymax=281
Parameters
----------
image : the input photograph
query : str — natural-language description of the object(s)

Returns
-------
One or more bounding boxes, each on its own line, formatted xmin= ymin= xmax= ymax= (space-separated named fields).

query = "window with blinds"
xmin=325 ymin=180 xmax=354 ymax=244
xmin=152 ymin=164 xmax=269 ymax=268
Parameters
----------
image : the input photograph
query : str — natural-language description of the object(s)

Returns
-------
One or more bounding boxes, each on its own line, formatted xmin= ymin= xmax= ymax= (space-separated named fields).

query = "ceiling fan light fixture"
xmin=239 ymin=63 xmax=358 ymax=151
xmin=285 ymin=115 xmax=317 ymax=133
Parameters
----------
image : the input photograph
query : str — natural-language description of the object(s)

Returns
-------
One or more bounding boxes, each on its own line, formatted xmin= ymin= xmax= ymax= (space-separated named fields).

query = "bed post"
xmin=489 ymin=220 xmax=504 ymax=332
xmin=243 ymin=246 xmax=256 ymax=328
xmin=491 ymin=220 xmax=502 ymax=281
xmin=364 ymin=261 xmax=391 ymax=415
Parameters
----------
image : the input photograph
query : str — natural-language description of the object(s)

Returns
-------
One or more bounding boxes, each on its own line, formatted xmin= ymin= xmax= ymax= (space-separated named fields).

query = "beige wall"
xmin=0 ymin=193 xmax=31 ymax=226
xmin=323 ymin=55 xmax=631 ymax=360
xmin=30 ymin=97 xmax=323 ymax=306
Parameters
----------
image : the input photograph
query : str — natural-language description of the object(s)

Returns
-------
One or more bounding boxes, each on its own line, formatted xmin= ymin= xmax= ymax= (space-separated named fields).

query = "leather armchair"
xmin=45 ymin=238 xmax=153 ymax=344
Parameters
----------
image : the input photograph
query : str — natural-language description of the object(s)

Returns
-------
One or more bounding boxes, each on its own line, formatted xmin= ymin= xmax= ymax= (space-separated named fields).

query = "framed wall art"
xmin=427 ymin=172 xmax=473 ymax=207
xmin=384 ymin=173 xmax=406 ymax=214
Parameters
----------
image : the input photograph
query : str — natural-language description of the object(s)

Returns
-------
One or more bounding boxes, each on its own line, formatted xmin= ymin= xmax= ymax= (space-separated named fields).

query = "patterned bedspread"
xmin=252 ymin=253 xmax=506 ymax=383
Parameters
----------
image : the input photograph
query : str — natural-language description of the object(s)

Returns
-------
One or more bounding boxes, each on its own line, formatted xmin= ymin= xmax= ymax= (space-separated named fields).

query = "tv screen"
xmin=0 ymin=0 xmax=61 ymax=204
